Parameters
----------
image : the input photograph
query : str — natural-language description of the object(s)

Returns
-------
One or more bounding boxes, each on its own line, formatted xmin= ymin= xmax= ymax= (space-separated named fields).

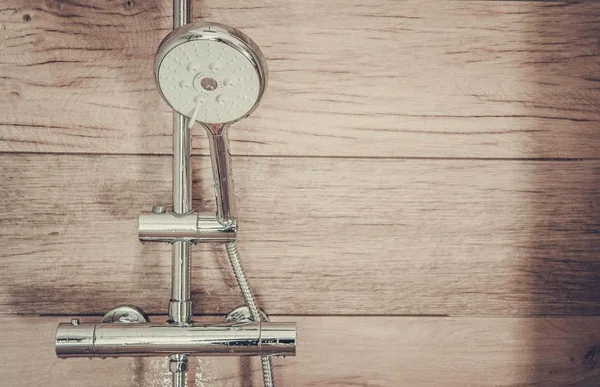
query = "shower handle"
xmin=204 ymin=123 xmax=235 ymax=224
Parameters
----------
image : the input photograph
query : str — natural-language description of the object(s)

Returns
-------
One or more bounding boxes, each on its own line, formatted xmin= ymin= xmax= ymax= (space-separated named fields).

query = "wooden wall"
xmin=1 ymin=0 xmax=600 ymax=385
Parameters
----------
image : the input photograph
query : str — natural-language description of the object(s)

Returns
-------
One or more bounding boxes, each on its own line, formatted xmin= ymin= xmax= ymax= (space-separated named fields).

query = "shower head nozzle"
xmin=154 ymin=22 xmax=268 ymax=127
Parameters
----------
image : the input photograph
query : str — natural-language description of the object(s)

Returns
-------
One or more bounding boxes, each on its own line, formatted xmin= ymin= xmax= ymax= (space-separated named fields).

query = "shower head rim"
xmin=154 ymin=21 xmax=269 ymax=126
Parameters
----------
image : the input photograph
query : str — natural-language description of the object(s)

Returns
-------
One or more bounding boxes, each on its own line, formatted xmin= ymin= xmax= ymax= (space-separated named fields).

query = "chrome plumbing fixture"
xmin=56 ymin=321 xmax=296 ymax=358
xmin=154 ymin=20 xmax=268 ymax=225
xmin=55 ymin=2 xmax=296 ymax=387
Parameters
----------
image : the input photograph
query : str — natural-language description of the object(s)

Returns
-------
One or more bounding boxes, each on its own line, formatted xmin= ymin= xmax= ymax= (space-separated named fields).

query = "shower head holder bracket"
xmin=138 ymin=207 xmax=237 ymax=244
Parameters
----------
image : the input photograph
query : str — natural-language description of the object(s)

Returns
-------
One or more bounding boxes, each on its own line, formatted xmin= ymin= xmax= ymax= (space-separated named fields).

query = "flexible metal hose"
xmin=225 ymin=241 xmax=275 ymax=387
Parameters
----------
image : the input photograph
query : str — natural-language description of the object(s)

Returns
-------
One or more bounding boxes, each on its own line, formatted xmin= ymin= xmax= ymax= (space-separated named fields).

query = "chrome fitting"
xmin=169 ymin=357 xmax=188 ymax=373
xmin=56 ymin=321 xmax=296 ymax=358
xmin=139 ymin=210 xmax=236 ymax=244
xmin=102 ymin=305 xmax=148 ymax=324
xmin=168 ymin=300 xmax=193 ymax=325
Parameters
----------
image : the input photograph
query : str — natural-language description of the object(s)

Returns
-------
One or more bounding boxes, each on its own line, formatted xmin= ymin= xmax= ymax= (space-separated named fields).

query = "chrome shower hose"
xmin=225 ymin=241 xmax=275 ymax=387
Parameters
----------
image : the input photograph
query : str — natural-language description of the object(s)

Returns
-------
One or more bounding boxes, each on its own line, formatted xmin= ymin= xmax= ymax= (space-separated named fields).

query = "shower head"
xmin=154 ymin=22 xmax=268 ymax=130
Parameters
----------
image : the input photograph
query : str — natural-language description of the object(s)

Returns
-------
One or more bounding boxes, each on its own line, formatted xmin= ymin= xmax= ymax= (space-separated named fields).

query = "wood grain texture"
xmin=1 ymin=0 xmax=599 ymax=157
xmin=2 ymin=0 xmax=600 ymax=385
xmin=1 ymin=154 xmax=599 ymax=316
xmin=1 ymin=315 xmax=600 ymax=387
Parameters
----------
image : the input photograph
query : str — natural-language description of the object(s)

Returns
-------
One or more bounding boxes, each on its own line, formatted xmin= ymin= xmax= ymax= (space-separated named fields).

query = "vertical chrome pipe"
xmin=170 ymin=353 xmax=188 ymax=387
xmin=171 ymin=0 xmax=193 ymax=322
xmin=173 ymin=369 xmax=186 ymax=387
xmin=171 ymin=0 xmax=193 ymax=325
xmin=172 ymin=4 xmax=192 ymax=215
xmin=171 ymin=1 xmax=193 ymax=387
xmin=171 ymin=101 xmax=192 ymax=326
xmin=173 ymin=0 xmax=192 ymax=28
xmin=205 ymin=127 xmax=235 ymax=223
xmin=170 ymin=242 xmax=192 ymax=324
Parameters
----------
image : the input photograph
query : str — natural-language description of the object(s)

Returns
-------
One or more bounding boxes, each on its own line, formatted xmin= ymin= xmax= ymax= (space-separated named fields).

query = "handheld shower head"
xmin=155 ymin=22 xmax=268 ymax=222
xmin=154 ymin=22 xmax=268 ymax=129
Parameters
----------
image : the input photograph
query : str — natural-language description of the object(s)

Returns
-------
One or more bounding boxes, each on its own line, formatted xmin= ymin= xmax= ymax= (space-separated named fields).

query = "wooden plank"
xmin=1 ymin=315 xmax=599 ymax=386
xmin=1 ymin=1 xmax=599 ymax=157
xmin=1 ymin=154 xmax=600 ymax=316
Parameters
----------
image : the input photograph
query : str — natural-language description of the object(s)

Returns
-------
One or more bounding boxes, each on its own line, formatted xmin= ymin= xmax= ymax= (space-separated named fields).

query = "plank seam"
xmin=0 ymin=151 xmax=597 ymax=162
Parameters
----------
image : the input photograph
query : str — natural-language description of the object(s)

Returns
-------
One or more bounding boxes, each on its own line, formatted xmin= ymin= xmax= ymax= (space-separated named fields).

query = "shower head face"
xmin=154 ymin=22 xmax=268 ymax=126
